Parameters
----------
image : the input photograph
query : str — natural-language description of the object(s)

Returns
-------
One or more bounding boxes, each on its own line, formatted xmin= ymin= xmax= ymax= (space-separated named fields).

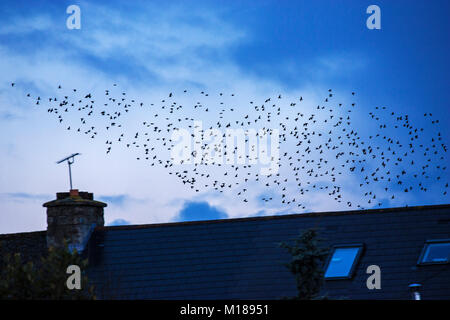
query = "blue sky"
xmin=0 ymin=0 xmax=448 ymax=233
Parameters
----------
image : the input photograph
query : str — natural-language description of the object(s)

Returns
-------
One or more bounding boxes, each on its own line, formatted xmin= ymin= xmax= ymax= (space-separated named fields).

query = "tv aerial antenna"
xmin=56 ymin=153 xmax=81 ymax=190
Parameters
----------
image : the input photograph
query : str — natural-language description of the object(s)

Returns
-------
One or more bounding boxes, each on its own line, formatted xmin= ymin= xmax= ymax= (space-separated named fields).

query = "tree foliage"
xmin=0 ymin=242 xmax=95 ymax=300
xmin=279 ymin=229 xmax=330 ymax=300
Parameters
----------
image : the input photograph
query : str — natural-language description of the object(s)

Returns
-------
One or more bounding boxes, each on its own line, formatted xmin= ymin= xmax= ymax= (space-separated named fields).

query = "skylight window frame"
xmin=417 ymin=239 xmax=450 ymax=266
xmin=324 ymin=243 xmax=364 ymax=280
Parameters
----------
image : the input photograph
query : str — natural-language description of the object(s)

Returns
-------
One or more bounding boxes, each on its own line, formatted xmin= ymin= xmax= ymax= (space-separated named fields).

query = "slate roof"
xmin=86 ymin=204 xmax=450 ymax=300
xmin=0 ymin=231 xmax=47 ymax=266
xmin=1 ymin=204 xmax=449 ymax=299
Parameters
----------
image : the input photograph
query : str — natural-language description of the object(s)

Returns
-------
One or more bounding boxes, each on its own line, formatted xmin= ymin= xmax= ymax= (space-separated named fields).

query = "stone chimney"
xmin=43 ymin=189 xmax=107 ymax=252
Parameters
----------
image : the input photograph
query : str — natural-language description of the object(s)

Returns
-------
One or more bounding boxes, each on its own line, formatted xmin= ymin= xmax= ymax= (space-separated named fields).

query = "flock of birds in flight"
xmin=10 ymin=82 xmax=449 ymax=211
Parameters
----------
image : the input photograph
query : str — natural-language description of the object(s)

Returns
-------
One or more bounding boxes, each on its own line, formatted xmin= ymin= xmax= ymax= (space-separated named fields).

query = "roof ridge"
xmin=0 ymin=230 xmax=46 ymax=238
xmin=98 ymin=203 xmax=450 ymax=231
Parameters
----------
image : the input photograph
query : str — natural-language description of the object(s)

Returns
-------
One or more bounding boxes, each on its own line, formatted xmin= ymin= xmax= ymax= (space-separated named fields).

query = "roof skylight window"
xmin=324 ymin=244 xmax=363 ymax=279
xmin=418 ymin=240 xmax=450 ymax=265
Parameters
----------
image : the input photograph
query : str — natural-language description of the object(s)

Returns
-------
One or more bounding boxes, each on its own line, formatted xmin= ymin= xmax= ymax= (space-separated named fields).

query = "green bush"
xmin=279 ymin=229 xmax=329 ymax=300
xmin=0 ymin=242 xmax=95 ymax=300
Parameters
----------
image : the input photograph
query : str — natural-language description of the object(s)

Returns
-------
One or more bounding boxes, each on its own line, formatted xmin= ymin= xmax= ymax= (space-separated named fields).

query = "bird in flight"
xmin=9 ymin=82 xmax=449 ymax=212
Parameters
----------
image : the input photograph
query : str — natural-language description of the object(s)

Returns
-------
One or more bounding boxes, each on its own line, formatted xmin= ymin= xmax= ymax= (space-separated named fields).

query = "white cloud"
xmin=0 ymin=14 xmax=53 ymax=35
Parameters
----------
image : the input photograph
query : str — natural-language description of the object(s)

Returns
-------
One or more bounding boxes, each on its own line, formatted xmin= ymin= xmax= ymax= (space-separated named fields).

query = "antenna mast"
xmin=56 ymin=153 xmax=81 ymax=190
